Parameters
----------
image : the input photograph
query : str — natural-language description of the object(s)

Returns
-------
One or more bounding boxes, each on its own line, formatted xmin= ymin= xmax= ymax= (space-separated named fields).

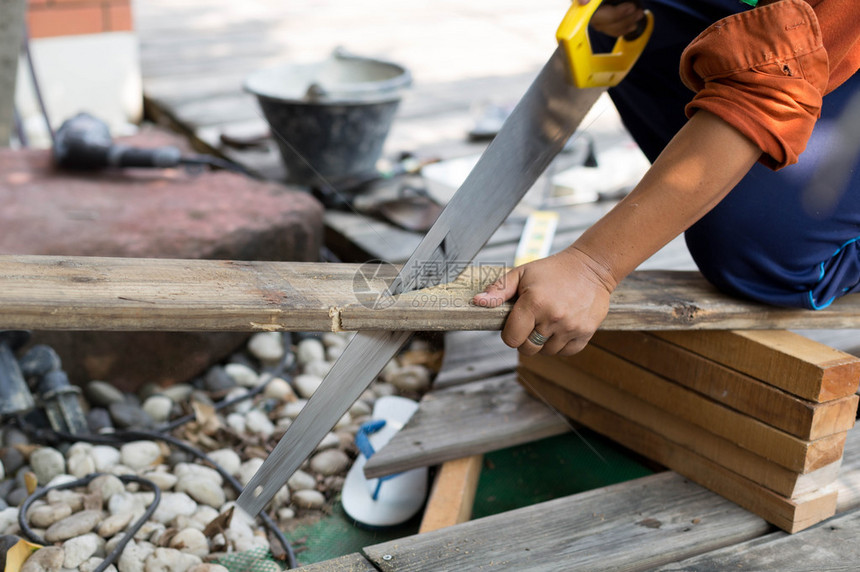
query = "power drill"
xmin=53 ymin=112 xmax=249 ymax=174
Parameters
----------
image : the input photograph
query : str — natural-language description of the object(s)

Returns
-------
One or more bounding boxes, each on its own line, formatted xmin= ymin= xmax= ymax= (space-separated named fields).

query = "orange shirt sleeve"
xmin=679 ymin=0 xmax=829 ymax=170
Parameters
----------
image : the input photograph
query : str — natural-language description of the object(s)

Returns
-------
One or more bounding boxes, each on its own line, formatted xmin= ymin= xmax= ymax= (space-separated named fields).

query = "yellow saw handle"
xmin=556 ymin=0 xmax=654 ymax=89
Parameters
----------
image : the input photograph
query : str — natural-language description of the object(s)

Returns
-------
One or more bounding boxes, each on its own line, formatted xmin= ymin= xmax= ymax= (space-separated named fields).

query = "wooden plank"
xmin=363 ymin=471 xmax=771 ymax=572
xmin=655 ymin=330 xmax=860 ymax=402
xmin=519 ymin=370 xmax=838 ymax=533
xmin=7 ymin=255 xmax=860 ymax=332
xmin=592 ymin=331 xmax=859 ymax=440
xmin=418 ymin=455 xmax=483 ymax=533
xmin=516 ymin=362 xmax=842 ymax=498
xmin=653 ymin=506 xmax=860 ymax=571
xmin=433 ymin=330 xmax=518 ymax=389
xmin=363 ymin=373 xmax=569 ymax=479
xmin=297 ymin=553 xmax=379 ymax=572
xmin=520 ymin=349 xmax=847 ymax=473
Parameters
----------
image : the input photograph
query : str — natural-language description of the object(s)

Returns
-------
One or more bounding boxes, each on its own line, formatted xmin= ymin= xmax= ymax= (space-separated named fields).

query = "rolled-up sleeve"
xmin=679 ymin=0 xmax=829 ymax=170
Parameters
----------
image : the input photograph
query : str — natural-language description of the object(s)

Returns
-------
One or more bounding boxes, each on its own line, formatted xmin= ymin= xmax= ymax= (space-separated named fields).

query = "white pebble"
xmin=349 ymin=400 xmax=372 ymax=418
xmin=189 ymin=506 xmax=220 ymax=530
xmin=30 ymin=447 xmax=66 ymax=485
xmin=108 ymin=491 xmax=145 ymax=518
xmin=142 ymin=396 xmax=174 ymax=423
xmin=119 ymin=540 xmax=155 ymax=572
xmin=81 ymin=558 xmax=117 ymax=572
xmin=168 ymin=528 xmax=209 ymax=558
xmin=91 ymin=446 xmax=122 ymax=472
xmin=333 ymin=412 xmax=352 ymax=430
xmin=325 ymin=345 xmax=344 ymax=361
xmin=225 ymin=412 xmax=246 ymax=433
xmin=273 ymin=484 xmax=291 ymax=507
xmin=189 ymin=565 xmax=229 ymax=572
xmin=141 ymin=471 xmax=178 ymax=491
xmin=303 ymin=360 xmax=332 ymax=378
xmin=46 ymin=474 xmax=76 ymax=488
xmin=29 ymin=503 xmax=71 ymax=528
xmin=245 ymin=410 xmax=275 ymax=437
xmin=247 ymin=332 xmax=285 ymax=363
xmin=146 ymin=546 xmax=203 ymax=572
xmin=151 ymin=492 xmax=198 ymax=524
xmin=63 ymin=533 xmax=103 ymax=569
xmin=205 ymin=450 xmax=241 ymax=477
xmin=277 ymin=507 xmax=295 ymax=522
xmin=281 ymin=400 xmax=307 ymax=419
xmin=66 ymin=442 xmax=93 ymax=458
xmin=315 ymin=432 xmax=341 ymax=452
xmin=262 ymin=378 xmax=296 ymax=402
xmin=292 ymin=489 xmax=325 ymax=509
xmin=309 ymin=449 xmax=350 ymax=476
xmin=176 ymin=476 xmax=225 ymax=508
xmin=287 ymin=470 xmax=316 ymax=492
xmin=98 ymin=512 xmax=133 ymax=537
xmin=293 ymin=374 xmax=323 ymax=398
xmin=296 ymin=338 xmax=325 ymax=365
xmin=224 ymin=363 xmax=260 ymax=388
xmin=161 ymin=384 xmax=193 ymax=402
xmin=224 ymin=387 xmax=253 ymax=414
xmin=174 ymin=463 xmax=223 ymax=486
xmin=121 ymin=441 xmax=162 ymax=470
xmin=238 ymin=458 xmax=264 ymax=487
xmin=88 ymin=474 xmax=125 ymax=502
xmin=21 ymin=546 xmax=64 ymax=572
xmin=67 ymin=453 xmax=96 ymax=478
xmin=321 ymin=332 xmax=348 ymax=349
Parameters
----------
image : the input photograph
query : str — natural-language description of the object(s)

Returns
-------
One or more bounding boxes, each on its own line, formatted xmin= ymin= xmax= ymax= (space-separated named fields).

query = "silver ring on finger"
xmin=527 ymin=329 xmax=549 ymax=346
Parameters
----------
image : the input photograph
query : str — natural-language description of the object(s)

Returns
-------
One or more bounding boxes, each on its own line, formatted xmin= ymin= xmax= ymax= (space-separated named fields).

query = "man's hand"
xmin=577 ymin=0 xmax=646 ymax=38
xmin=472 ymin=247 xmax=614 ymax=356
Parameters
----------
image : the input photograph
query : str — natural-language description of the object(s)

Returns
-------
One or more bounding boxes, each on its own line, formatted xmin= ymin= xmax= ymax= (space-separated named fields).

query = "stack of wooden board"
xmin=518 ymin=330 xmax=860 ymax=533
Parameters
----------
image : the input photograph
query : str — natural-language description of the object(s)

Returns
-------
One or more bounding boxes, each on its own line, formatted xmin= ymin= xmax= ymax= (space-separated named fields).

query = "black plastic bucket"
xmin=244 ymin=50 xmax=411 ymax=187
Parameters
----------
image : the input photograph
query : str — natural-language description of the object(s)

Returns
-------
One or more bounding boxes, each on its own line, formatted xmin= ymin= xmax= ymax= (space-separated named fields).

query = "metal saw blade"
xmin=236 ymin=47 xmax=605 ymax=516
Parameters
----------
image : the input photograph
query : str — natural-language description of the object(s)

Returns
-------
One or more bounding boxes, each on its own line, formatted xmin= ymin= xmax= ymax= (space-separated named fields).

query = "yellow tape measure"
xmin=515 ymin=210 xmax=559 ymax=266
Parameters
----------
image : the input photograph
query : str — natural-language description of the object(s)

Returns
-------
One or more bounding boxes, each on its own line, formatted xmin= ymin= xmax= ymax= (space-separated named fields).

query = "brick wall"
xmin=28 ymin=0 xmax=133 ymax=39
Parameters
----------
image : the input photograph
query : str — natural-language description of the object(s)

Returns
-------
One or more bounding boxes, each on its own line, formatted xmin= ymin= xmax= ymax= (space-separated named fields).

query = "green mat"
xmin=287 ymin=429 xmax=652 ymax=566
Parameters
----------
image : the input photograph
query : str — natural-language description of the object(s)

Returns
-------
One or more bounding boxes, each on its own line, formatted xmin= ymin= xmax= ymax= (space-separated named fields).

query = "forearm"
xmin=570 ymin=110 xmax=762 ymax=291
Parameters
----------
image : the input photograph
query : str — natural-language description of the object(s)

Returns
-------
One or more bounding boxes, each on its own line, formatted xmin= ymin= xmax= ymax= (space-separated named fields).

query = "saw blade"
xmin=236 ymin=47 xmax=604 ymax=516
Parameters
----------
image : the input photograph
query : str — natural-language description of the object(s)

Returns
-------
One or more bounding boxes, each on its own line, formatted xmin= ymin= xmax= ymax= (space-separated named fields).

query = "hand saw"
xmin=237 ymin=0 xmax=652 ymax=516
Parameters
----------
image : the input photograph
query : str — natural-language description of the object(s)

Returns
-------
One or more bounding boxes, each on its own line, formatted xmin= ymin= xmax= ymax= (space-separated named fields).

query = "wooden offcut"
xmin=418 ymin=455 xmax=483 ymax=533
xmin=520 ymin=348 xmax=846 ymax=473
xmin=591 ymin=331 xmax=859 ymax=440
xmin=6 ymin=255 xmax=860 ymax=332
xmin=517 ymin=362 xmax=842 ymax=499
xmin=520 ymin=370 xmax=839 ymax=533
xmin=654 ymin=330 xmax=860 ymax=402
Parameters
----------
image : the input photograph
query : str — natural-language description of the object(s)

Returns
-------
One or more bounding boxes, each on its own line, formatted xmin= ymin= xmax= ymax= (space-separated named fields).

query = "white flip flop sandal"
xmin=342 ymin=395 xmax=428 ymax=528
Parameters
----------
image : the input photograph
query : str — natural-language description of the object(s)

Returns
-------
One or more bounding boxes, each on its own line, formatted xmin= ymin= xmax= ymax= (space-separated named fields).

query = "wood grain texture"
xmin=297 ymin=553 xmax=379 ymax=572
xmin=418 ymin=455 xmax=483 ymax=533
xmin=518 ymin=363 xmax=842 ymax=499
xmin=520 ymin=348 xmax=847 ymax=473
xmin=654 ymin=330 xmax=860 ymax=402
xmin=6 ymin=255 xmax=860 ymax=332
xmin=520 ymin=371 xmax=838 ymax=533
xmin=654 ymin=507 xmax=860 ymax=571
xmin=362 ymin=373 xmax=569 ymax=479
xmin=363 ymin=471 xmax=771 ymax=571
xmin=591 ymin=331 xmax=859 ymax=440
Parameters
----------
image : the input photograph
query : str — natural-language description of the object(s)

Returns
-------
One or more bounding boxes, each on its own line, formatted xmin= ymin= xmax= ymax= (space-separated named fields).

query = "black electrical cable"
xmin=15 ymin=422 xmax=298 ymax=569
xmin=18 ymin=473 xmax=161 ymax=572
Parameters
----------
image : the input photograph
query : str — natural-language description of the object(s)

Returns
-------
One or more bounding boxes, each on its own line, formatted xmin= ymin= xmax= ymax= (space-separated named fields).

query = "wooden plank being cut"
xmin=362 ymin=373 xmax=569 ymax=479
xmin=517 ymin=363 xmax=842 ymax=499
xmin=520 ymin=370 xmax=838 ymax=533
xmin=520 ymin=349 xmax=846 ymax=473
xmin=297 ymin=553 xmax=379 ymax=572
xmin=591 ymin=331 xmax=858 ymax=440
xmin=6 ymin=255 xmax=860 ymax=332
xmin=363 ymin=471 xmax=771 ymax=572
xmin=654 ymin=330 xmax=860 ymax=402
